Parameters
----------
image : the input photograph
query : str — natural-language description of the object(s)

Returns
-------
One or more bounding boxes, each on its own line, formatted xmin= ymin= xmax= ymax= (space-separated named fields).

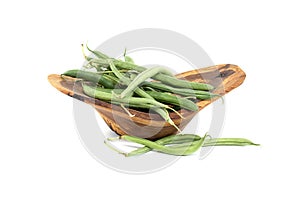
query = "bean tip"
xmin=107 ymin=137 xmax=121 ymax=141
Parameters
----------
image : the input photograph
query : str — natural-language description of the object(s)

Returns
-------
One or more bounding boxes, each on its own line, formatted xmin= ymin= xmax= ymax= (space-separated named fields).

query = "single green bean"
xmin=143 ymin=81 xmax=217 ymax=97
xmin=102 ymin=74 xmax=119 ymax=83
xmin=125 ymin=135 xmax=259 ymax=157
xmin=203 ymin=138 xmax=260 ymax=146
xmin=107 ymin=60 xmax=153 ymax=98
xmin=145 ymin=91 xmax=198 ymax=111
xmin=110 ymin=101 xmax=159 ymax=110
xmin=81 ymin=44 xmax=94 ymax=61
xmin=86 ymin=44 xmax=110 ymax=59
xmin=119 ymin=66 xmax=174 ymax=98
xmin=62 ymin=69 xmax=115 ymax=89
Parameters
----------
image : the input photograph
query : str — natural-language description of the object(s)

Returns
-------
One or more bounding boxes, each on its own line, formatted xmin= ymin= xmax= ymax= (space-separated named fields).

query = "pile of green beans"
xmin=60 ymin=45 xmax=259 ymax=157
xmin=62 ymin=45 xmax=219 ymax=131
xmin=105 ymin=134 xmax=259 ymax=157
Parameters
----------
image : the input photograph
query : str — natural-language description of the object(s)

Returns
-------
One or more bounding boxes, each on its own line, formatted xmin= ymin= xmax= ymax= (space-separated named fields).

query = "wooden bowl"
xmin=48 ymin=64 xmax=246 ymax=140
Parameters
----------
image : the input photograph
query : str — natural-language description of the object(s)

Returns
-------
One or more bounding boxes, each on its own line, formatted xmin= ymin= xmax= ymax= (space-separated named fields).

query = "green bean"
xmin=143 ymin=81 xmax=217 ymax=98
xmin=107 ymin=60 xmax=152 ymax=102
xmin=119 ymin=66 xmax=174 ymax=98
xmin=81 ymin=44 xmax=93 ymax=61
xmin=110 ymin=101 xmax=159 ymax=110
xmin=127 ymin=137 xmax=258 ymax=157
xmin=95 ymin=88 xmax=123 ymax=93
xmin=86 ymin=44 xmax=110 ymax=59
xmin=87 ymin=58 xmax=110 ymax=69
xmin=145 ymin=91 xmax=198 ymax=111
xmin=169 ymin=138 xmax=259 ymax=148
xmin=119 ymin=134 xmax=208 ymax=156
xmin=62 ymin=69 xmax=115 ymax=89
xmin=102 ymin=74 xmax=119 ymax=83
xmin=203 ymin=138 xmax=260 ymax=146
xmin=95 ymin=70 xmax=128 ymax=74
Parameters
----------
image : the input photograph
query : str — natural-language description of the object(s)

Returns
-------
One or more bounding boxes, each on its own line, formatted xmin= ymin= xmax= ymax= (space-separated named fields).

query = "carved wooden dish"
xmin=48 ymin=64 xmax=246 ymax=140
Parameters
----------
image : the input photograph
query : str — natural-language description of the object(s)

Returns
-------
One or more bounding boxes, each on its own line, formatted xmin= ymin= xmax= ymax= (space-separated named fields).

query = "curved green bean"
xmin=120 ymin=66 xmax=174 ymax=98
xmin=86 ymin=44 xmax=110 ymax=59
xmin=124 ymin=135 xmax=259 ymax=157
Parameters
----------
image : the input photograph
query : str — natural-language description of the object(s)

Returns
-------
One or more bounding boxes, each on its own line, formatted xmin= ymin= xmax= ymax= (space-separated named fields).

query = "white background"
xmin=1 ymin=0 xmax=299 ymax=199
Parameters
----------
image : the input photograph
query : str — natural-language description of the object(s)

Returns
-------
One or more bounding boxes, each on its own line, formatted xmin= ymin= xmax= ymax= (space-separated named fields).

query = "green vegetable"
xmin=86 ymin=44 xmax=110 ymax=59
xmin=84 ymin=56 xmax=214 ymax=91
xmin=83 ymin=83 xmax=184 ymax=128
xmin=107 ymin=60 xmax=182 ymax=130
xmin=82 ymin=84 xmax=171 ymax=109
xmin=143 ymin=81 xmax=218 ymax=99
xmin=126 ymin=134 xmax=200 ymax=156
xmin=203 ymin=138 xmax=260 ymax=146
xmin=116 ymin=134 xmax=208 ymax=156
xmin=119 ymin=66 xmax=174 ymax=98
xmin=93 ymin=87 xmax=198 ymax=112
xmin=113 ymin=59 xmax=214 ymax=91
xmin=62 ymin=69 xmax=115 ymax=89
xmin=107 ymin=134 xmax=259 ymax=157
xmin=145 ymin=91 xmax=198 ymax=111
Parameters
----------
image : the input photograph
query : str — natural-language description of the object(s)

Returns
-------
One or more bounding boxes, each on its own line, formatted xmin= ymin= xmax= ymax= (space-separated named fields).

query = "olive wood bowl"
xmin=48 ymin=64 xmax=246 ymax=140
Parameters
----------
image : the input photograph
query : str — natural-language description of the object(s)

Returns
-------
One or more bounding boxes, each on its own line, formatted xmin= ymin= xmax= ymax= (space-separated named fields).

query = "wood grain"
xmin=48 ymin=64 xmax=246 ymax=139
